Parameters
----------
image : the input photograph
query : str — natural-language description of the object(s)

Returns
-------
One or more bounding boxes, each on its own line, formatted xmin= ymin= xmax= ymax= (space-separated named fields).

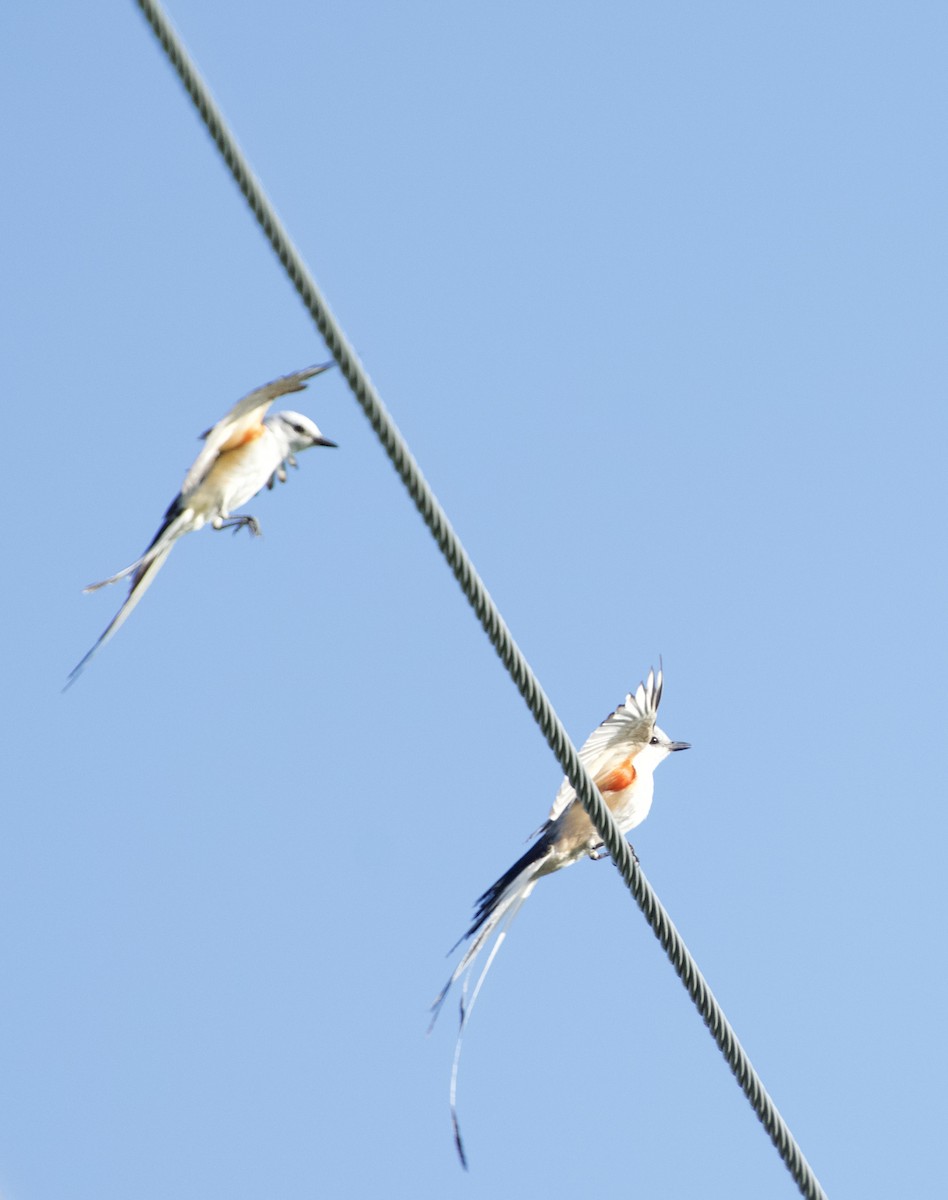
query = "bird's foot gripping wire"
xmin=589 ymin=842 xmax=638 ymax=866
xmin=214 ymin=514 xmax=261 ymax=537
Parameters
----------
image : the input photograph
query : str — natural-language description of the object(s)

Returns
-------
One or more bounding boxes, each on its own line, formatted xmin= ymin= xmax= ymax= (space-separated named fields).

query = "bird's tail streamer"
xmin=430 ymin=836 xmax=551 ymax=1167
xmin=445 ymin=888 xmax=532 ymax=1168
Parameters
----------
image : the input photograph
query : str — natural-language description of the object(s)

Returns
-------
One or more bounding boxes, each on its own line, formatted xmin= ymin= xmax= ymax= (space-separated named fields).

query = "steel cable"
xmin=133 ymin=4 xmax=828 ymax=1196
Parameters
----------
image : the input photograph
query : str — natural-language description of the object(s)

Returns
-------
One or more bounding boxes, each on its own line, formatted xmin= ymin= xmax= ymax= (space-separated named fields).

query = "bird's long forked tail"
xmin=65 ymin=542 xmax=176 ymax=688
xmin=429 ymin=835 xmax=551 ymax=1168
xmin=65 ymin=507 xmax=193 ymax=688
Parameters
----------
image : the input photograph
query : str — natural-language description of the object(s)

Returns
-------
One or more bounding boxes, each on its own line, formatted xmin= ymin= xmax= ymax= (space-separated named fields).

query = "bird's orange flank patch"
xmin=220 ymin=424 xmax=266 ymax=453
xmin=596 ymin=758 xmax=636 ymax=794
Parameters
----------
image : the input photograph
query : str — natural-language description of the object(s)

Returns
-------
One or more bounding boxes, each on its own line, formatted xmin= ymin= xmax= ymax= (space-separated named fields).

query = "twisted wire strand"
xmin=133 ymin=4 xmax=827 ymax=1196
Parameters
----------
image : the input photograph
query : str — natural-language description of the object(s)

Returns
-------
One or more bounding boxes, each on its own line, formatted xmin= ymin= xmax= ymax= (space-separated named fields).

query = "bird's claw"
xmin=215 ymin=515 xmax=261 ymax=537
xmin=590 ymin=842 xmax=638 ymax=866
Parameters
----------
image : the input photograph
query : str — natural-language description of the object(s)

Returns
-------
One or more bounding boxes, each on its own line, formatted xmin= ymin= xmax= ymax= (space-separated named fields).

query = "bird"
xmin=67 ymin=364 xmax=337 ymax=686
xmin=430 ymin=666 xmax=689 ymax=1167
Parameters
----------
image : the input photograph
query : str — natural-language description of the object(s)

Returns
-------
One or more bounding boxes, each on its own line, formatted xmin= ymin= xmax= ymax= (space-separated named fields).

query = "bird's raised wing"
xmin=545 ymin=668 xmax=662 ymax=824
xmin=181 ymin=363 xmax=333 ymax=494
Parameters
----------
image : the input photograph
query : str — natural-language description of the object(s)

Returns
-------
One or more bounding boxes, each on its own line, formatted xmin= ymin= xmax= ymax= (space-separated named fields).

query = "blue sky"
xmin=2 ymin=3 xmax=946 ymax=1197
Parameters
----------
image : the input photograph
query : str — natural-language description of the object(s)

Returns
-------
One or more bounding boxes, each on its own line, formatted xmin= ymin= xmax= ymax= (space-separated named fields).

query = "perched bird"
xmin=67 ymin=364 xmax=336 ymax=685
xmin=431 ymin=666 xmax=689 ymax=1166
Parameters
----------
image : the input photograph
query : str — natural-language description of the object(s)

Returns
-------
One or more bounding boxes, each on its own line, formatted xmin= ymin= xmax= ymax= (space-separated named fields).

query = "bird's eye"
xmin=292 ymin=423 xmax=306 ymax=435
xmin=649 ymin=736 xmax=660 ymax=746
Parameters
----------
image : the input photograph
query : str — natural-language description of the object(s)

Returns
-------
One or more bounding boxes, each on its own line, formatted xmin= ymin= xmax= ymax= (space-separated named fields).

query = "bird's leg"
xmin=214 ymin=514 xmax=262 ymax=537
xmin=590 ymin=841 xmax=639 ymax=866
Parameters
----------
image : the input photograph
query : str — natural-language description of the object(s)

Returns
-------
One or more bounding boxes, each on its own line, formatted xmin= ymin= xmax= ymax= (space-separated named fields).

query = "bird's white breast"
xmin=187 ymin=428 xmax=282 ymax=518
xmin=610 ymin=772 xmax=654 ymax=834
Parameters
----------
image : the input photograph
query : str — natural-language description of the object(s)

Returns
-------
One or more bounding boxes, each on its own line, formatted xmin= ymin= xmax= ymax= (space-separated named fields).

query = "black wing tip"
xmin=298 ymin=361 xmax=336 ymax=383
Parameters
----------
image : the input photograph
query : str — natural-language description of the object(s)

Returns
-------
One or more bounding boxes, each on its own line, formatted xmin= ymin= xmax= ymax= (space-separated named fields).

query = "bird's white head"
xmin=270 ymin=410 xmax=338 ymax=454
xmin=636 ymin=720 xmax=690 ymax=775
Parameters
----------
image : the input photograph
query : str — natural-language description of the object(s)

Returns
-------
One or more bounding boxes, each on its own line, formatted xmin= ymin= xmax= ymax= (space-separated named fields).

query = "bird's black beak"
xmin=315 ymin=437 xmax=338 ymax=448
xmin=668 ymin=741 xmax=691 ymax=752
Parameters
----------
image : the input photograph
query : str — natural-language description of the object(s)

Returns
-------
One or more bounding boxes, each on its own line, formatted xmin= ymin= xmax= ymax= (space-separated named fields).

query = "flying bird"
xmin=67 ymin=364 xmax=336 ymax=685
xmin=431 ymin=666 xmax=689 ymax=1166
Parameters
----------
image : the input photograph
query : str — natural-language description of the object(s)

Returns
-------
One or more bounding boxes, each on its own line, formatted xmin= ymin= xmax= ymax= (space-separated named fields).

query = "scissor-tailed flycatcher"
xmin=67 ymin=364 xmax=336 ymax=686
xmin=431 ymin=666 xmax=689 ymax=1166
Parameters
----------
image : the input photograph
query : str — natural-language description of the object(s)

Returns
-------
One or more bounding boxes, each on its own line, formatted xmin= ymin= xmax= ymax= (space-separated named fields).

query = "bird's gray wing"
xmin=181 ymin=364 xmax=333 ymax=494
xmin=544 ymin=698 xmax=654 ymax=823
